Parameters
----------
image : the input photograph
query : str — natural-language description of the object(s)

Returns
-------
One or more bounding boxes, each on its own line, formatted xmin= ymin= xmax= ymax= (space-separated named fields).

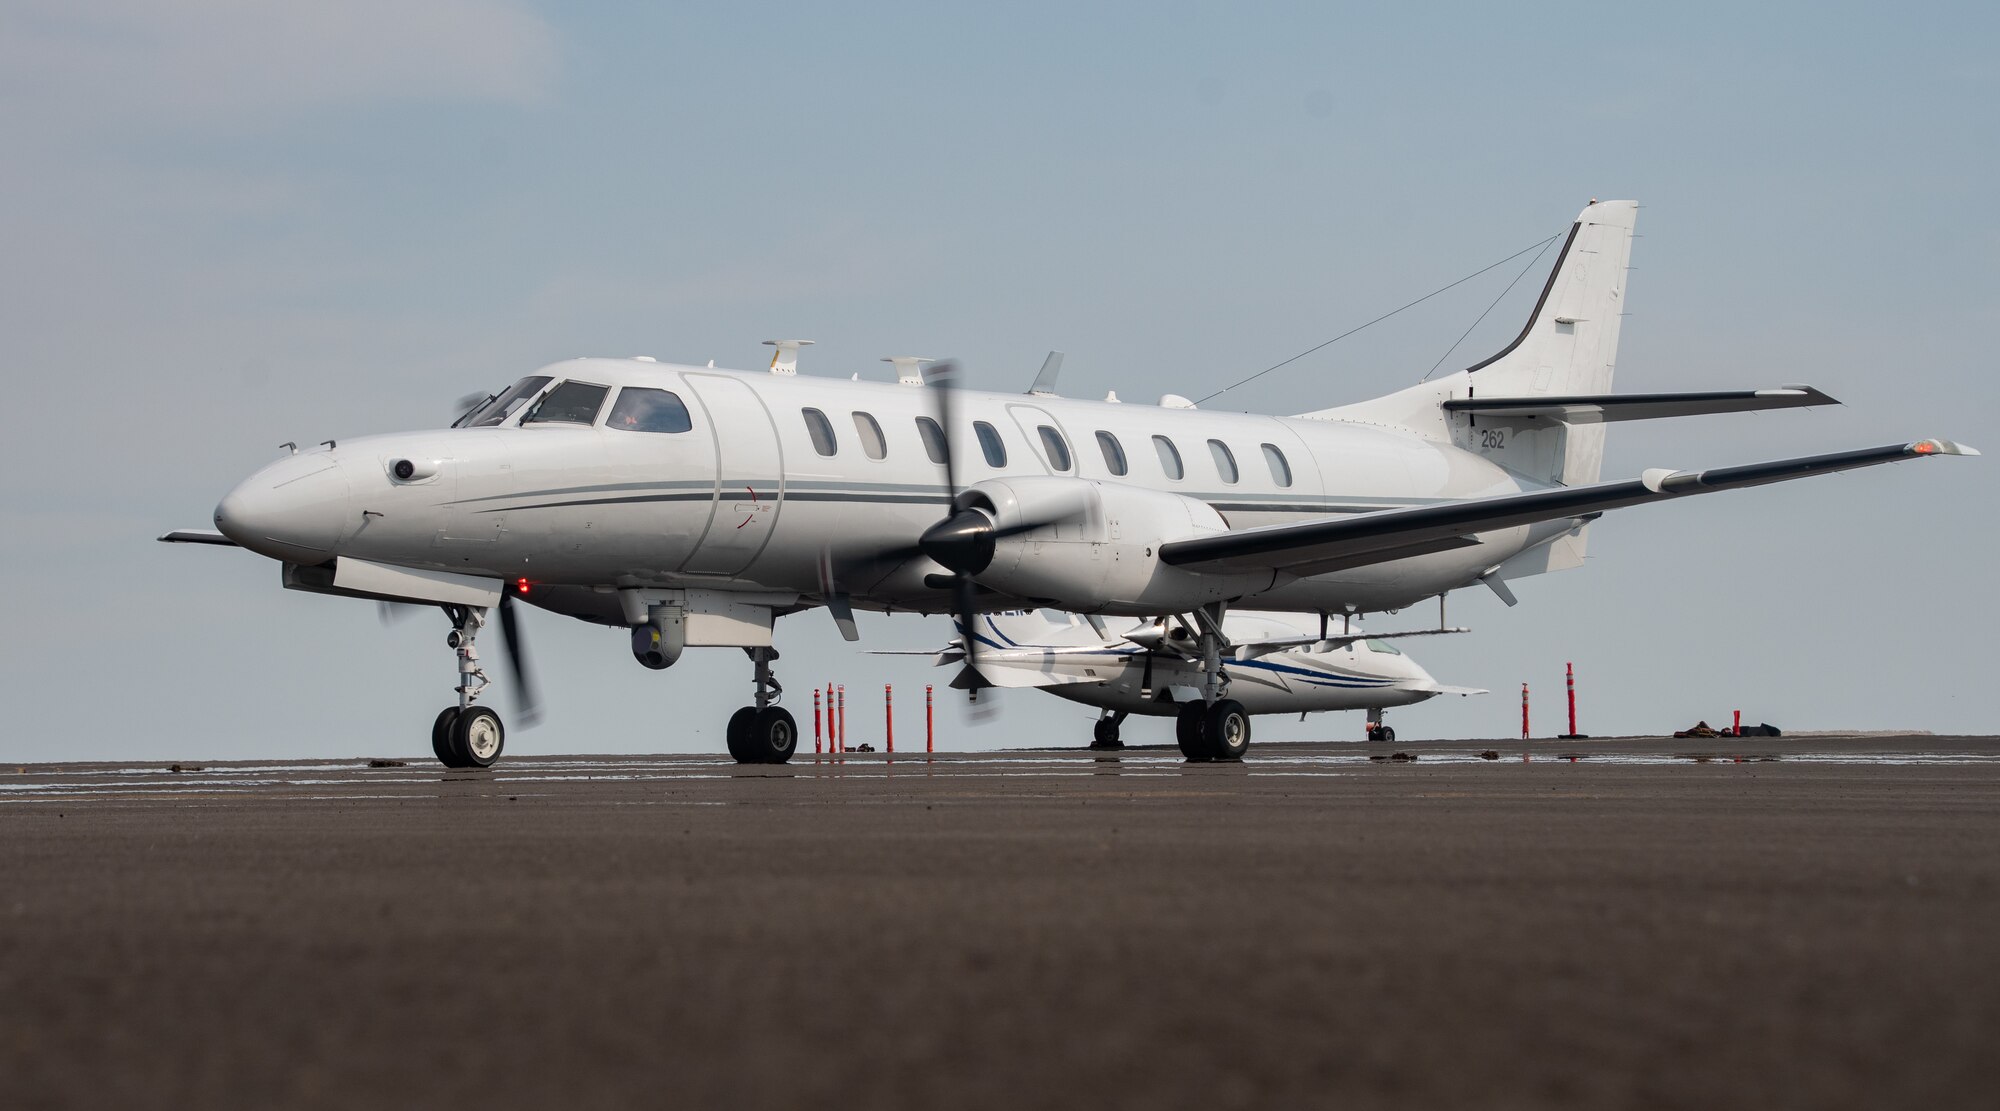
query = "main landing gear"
xmin=1092 ymin=711 xmax=1127 ymax=750
xmin=726 ymin=646 xmax=796 ymax=764
xmin=1365 ymin=707 xmax=1396 ymax=743
xmin=1173 ymin=602 xmax=1251 ymax=763
xmin=432 ymin=605 xmax=506 ymax=769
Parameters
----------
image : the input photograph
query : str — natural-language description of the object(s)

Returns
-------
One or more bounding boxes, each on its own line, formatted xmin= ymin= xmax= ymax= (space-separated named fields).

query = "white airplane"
xmin=931 ymin=611 xmax=1482 ymax=754
xmin=160 ymin=199 xmax=1975 ymax=768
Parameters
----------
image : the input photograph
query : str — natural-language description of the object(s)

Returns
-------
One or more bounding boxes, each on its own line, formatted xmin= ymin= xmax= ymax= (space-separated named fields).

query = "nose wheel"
xmin=434 ymin=706 xmax=506 ymax=768
xmin=429 ymin=606 xmax=507 ymax=769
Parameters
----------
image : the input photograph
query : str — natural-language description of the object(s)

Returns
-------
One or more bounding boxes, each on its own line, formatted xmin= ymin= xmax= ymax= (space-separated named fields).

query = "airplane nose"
xmin=214 ymin=453 xmax=354 ymax=563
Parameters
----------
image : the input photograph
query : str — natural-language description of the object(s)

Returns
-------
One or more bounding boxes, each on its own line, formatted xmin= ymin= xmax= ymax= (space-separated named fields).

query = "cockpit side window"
xmin=607 ymin=387 xmax=694 ymax=433
xmin=1364 ymin=639 xmax=1403 ymax=655
xmin=464 ymin=376 xmax=552 ymax=427
xmin=521 ymin=381 xmax=610 ymax=426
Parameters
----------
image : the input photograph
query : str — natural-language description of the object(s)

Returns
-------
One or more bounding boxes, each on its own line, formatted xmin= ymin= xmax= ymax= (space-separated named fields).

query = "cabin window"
xmin=521 ymin=380 xmax=609 ymax=426
xmin=1037 ymin=426 xmax=1072 ymax=472
xmin=1208 ymin=440 xmax=1239 ymax=484
xmin=974 ymin=421 xmax=1007 ymax=467
xmin=607 ymin=387 xmax=694 ymax=433
xmin=1095 ymin=431 xmax=1127 ymax=476
xmin=462 ymin=375 xmax=552 ymax=427
xmin=1152 ymin=435 xmax=1184 ymax=480
xmin=916 ymin=416 xmax=949 ymax=465
xmin=1261 ymin=443 xmax=1293 ymax=488
xmin=852 ymin=412 xmax=888 ymax=460
xmin=802 ymin=408 xmax=838 ymax=456
xmin=1364 ymin=639 xmax=1403 ymax=655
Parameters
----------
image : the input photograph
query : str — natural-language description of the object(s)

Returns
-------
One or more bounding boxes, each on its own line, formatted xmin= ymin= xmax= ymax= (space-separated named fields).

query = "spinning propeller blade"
xmin=495 ymin=591 xmax=543 ymax=727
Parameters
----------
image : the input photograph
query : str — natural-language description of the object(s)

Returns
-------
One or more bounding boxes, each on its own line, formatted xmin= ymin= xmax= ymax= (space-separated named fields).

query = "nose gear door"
xmin=682 ymin=374 xmax=784 ymax=575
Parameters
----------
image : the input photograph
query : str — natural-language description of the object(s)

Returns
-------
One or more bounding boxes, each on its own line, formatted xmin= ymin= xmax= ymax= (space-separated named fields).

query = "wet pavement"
xmin=5 ymin=734 xmax=1998 ymax=1109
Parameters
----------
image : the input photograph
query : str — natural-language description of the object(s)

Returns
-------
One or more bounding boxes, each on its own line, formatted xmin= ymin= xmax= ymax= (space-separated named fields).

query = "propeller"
xmin=495 ymin=589 xmax=543 ymax=727
xmin=815 ymin=359 xmax=1091 ymax=715
xmin=915 ymin=361 xmax=995 ymax=710
xmin=382 ymin=593 xmax=542 ymax=726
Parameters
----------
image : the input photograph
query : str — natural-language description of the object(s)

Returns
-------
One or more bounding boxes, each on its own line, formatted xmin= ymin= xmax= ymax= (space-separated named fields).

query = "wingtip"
xmin=1910 ymin=439 xmax=1979 ymax=458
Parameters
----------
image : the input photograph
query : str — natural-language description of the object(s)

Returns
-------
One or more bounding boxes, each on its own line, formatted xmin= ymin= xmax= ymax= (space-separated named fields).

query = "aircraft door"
xmin=682 ymin=374 xmax=784 ymax=575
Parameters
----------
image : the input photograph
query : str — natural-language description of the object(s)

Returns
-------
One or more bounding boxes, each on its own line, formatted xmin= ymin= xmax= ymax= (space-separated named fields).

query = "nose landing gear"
xmin=431 ymin=605 xmax=505 ymax=769
xmin=726 ymin=646 xmax=796 ymax=764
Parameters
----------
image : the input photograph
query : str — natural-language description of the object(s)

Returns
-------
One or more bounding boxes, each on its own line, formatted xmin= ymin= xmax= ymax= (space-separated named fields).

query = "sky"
xmin=3 ymin=1 xmax=1996 ymax=762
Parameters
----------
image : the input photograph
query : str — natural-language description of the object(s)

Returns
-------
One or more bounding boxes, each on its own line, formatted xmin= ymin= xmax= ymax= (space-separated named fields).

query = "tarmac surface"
xmin=5 ymin=733 xmax=1998 ymax=1110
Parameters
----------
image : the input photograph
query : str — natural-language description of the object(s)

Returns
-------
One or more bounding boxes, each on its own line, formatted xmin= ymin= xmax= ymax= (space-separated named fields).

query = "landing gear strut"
xmin=1174 ymin=602 xmax=1251 ymax=762
xmin=726 ymin=646 xmax=796 ymax=764
xmin=431 ymin=605 xmax=505 ymax=769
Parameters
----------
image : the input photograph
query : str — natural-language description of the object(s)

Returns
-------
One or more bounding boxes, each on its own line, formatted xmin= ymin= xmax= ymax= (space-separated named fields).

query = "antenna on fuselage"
xmin=762 ymin=339 xmax=815 ymax=375
xmin=882 ymin=356 xmax=933 ymax=385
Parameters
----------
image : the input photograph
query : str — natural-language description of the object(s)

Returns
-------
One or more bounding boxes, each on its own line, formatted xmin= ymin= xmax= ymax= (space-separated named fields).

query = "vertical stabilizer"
xmin=1461 ymin=199 xmax=1637 ymax=485
xmin=1306 ymin=200 xmax=1639 ymax=488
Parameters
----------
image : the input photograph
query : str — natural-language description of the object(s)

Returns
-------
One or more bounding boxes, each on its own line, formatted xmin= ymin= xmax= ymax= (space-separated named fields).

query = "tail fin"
xmin=1308 ymin=199 xmax=1639 ymax=487
xmin=1460 ymin=199 xmax=1637 ymax=486
xmin=1463 ymin=200 xmax=1637 ymax=399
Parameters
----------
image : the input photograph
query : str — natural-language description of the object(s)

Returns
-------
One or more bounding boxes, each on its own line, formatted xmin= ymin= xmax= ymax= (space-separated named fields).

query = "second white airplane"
xmin=933 ymin=611 xmax=1482 ymax=755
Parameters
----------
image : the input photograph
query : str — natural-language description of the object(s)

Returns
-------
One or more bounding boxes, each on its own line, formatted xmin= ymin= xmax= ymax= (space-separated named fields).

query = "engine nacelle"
xmin=962 ymin=477 xmax=1277 ymax=614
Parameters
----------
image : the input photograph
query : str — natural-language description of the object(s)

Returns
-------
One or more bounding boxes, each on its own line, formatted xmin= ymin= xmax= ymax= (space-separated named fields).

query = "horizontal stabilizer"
xmin=1442 ymin=386 xmax=1837 ymax=424
xmin=1161 ymin=439 xmax=1976 ymax=574
xmin=158 ymin=529 xmax=239 ymax=546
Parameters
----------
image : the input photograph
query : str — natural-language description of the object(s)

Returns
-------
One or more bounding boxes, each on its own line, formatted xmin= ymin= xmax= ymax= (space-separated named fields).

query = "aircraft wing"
xmin=1161 ymin=440 xmax=1976 ymax=575
xmin=1233 ymin=627 xmax=1470 ymax=660
xmin=158 ymin=529 xmax=239 ymax=546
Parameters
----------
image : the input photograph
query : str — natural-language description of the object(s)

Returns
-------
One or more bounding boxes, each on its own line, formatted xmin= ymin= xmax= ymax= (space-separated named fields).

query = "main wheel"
xmin=432 ymin=707 xmax=467 ymax=768
xmin=744 ymin=707 xmax=797 ymax=764
xmin=1206 ymin=699 xmax=1251 ymax=761
xmin=1377 ymin=725 xmax=1396 ymax=744
xmin=1176 ymin=701 xmax=1211 ymax=762
xmin=725 ymin=706 xmax=758 ymax=763
xmin=450 ymin=706 xmax=505 ymax=768
xmin=1091 ymin=717 xmax=1122 ymax=749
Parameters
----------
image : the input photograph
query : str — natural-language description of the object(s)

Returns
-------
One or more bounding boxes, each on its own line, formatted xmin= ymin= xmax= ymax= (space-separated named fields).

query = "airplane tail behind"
xmin=1309 ymin=199 xmax=1640 ymax=488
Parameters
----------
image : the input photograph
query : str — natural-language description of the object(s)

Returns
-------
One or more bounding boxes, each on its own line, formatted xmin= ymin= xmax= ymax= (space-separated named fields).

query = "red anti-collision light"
xmin=516 ymin=578 xmax=531 ymax=594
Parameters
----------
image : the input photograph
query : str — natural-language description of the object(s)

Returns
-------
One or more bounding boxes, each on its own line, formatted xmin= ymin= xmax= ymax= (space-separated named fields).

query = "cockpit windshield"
xmin=521 ymin=380 xmax=610 ymax=426
xmin=458 ymin=376 xmax=553 ymax=428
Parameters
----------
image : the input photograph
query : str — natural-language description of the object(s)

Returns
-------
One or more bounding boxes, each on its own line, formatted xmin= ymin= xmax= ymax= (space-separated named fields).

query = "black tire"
xmin=450 ymin=706 xmax=505 ymax=768
xmin=746 ymin=707 xmax=797 ymax=764
xmin=432 ymin=707 xmax=466 ymax=768
xmin=725 ymin=706 xmax=758 ymax=763
xmin=1091 ymin=718 xmax=1122 ymax=749
xmin=1206 ymin=699 xmax=1251 ymax=761
xmin=1176 ymin=701 xmax=1211 ymax=761
xmin=1378 ymin=725 xmax=1396 ymax=744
